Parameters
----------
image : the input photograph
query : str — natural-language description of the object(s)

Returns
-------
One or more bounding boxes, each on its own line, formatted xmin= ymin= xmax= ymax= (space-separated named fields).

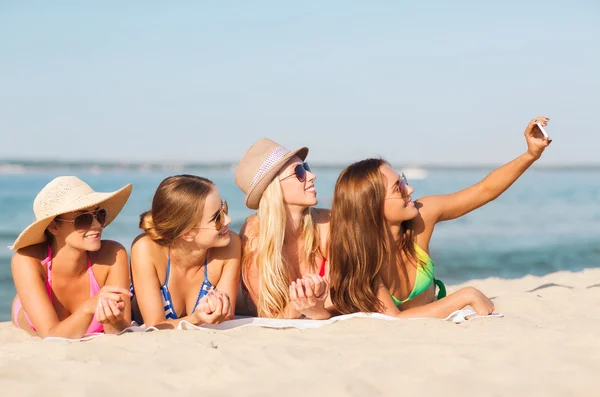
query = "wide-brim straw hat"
xmin=235 ymin=138 xmax=308 ymax=210
xmin=10 ymin=176 xmax=133 ymax=250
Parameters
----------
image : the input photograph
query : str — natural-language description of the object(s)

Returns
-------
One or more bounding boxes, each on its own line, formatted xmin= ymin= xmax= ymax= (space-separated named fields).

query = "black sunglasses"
xmin=280 ymin=162 xmax=311 ymax=183
xmin=55 ymin=209 xmax=108 ymax=230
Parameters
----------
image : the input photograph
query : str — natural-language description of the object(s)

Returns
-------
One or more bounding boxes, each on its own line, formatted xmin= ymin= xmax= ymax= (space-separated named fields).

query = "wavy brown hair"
xmin=329 ymin=158 xmax=420 ymax=314
xmin=139 ymin=174 xmax=214 ymax=246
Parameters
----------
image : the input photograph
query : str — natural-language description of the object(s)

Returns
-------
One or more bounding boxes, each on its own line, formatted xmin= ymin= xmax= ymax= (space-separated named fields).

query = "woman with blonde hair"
xmin=11 ymin=176 xmax=133 ymax=338
xmin=130 ymin=174 xmax=240 ymax=328
xmin=235 ymin=139 xmax=331 ymax=319
xmin=328 ymin=117 xmax=552 ymax=318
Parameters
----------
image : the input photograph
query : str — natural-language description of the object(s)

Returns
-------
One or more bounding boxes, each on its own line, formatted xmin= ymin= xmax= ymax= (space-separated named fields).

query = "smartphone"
xmin=535 ymin=121 xmax=549 ymax=138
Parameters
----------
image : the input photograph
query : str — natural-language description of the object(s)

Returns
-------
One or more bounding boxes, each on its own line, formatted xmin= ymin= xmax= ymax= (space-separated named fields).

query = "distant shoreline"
xmin=2 ymin=159 xmax=600 ymax=174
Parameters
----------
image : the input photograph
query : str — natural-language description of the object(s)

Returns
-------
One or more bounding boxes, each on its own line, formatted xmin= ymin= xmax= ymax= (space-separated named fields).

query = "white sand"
xmin=1 ymin=268 xmax=599 ymax=397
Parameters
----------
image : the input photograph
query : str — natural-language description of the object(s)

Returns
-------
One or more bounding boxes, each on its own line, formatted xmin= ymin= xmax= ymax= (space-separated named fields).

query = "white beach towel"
xmin=42 ymin=309 xmax=503 ymax=342
xmin=178 ymin=309 xmax=502 ymax=331
xmin=43 ymin=323 xmax=157 ymax=342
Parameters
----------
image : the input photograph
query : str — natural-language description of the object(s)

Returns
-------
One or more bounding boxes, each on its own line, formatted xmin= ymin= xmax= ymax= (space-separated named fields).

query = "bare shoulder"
xmin=13 ymin=243 xmax=47 ymax=262
xmin=227 ymin=231 xmax=242 ymax=251
xmin=414 ymin=196 xmax=440 ymax=224
xmin=131 ymin=234 xmax=162 ymax=256
xmin=313 ymin=208 xmax=331 ymax=236
xmin=86 ymin=240 xmax=127 ymax=274
xmin=240 ymin=215 xmax=259 ymax=251
xmin=130 ymin=234 xmax=165 ymax=272
xmin=99 ymin=239 xmax=126 ymax=256
xmin=409 ymin=200 xmax=433 ymax=246
xmin=240 ymin=214 xmax=259 ymax=238
xmin=132 ymin=232 xmax=146 ymax=246
xmin=210 ymin=231 xmax=242 ymax=262
xmin=11 ymin=243 xmax=47 ymax=275
xmin=312 ymin=208 xmax=331 ymax=251
xmin=312 ymin=207 xmax=331 ymax=225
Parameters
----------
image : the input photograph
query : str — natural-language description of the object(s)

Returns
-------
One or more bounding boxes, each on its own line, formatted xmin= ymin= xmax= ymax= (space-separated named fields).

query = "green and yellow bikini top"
xmin=390 ymin=244 xmax=446 ymax=306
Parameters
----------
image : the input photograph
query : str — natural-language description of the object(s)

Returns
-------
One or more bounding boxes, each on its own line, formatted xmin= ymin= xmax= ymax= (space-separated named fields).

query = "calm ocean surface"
xmin=1 ymin=167 xmax=599 ymax=321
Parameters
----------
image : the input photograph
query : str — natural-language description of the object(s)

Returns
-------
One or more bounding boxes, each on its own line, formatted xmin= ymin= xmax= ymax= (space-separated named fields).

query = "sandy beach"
xmin=1 ymin=268 xmax=598 ymax=397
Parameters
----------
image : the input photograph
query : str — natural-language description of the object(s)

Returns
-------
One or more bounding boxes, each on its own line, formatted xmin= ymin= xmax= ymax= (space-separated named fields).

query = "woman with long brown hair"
xmin=329 ymin=117 xmax=551 ymax=318
xmin=130 ymin=174 xmax=240 ymax=328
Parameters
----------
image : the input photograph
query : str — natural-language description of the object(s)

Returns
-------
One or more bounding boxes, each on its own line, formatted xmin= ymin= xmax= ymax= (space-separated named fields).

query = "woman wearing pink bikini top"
xmin=10 ymin=176 xmax=133 ymax=338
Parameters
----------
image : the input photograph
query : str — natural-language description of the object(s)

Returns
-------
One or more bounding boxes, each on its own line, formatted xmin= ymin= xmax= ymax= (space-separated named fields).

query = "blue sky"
xmin=1 ymin=1 xmax=598 ymax=165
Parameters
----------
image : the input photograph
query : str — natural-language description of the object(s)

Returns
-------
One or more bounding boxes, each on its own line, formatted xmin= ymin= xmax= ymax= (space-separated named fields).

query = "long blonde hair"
xmin=245 ymin=177 xmax=320 ymax=318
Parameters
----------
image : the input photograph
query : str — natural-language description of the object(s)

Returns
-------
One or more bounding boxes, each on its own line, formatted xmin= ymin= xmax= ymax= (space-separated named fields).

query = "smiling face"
xmin=184 ymin=188 xmax=231 ymax=248
xmin=380 ymin=164 xmax=418 ymax=225
xmin=49 ymin=205 xmax=106 ymax=251
xmin=278 ymin=156 xmax=318 ymax=209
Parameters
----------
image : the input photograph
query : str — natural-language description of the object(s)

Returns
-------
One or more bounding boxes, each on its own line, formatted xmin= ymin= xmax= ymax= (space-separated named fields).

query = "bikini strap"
xmin=86 ymin=252 xmax=96 ymax=295
xmin=319 ymin=257 xmax=327 ymax=277
xmin=192 ymin=255 xmax=210 ymax=314
xmin=164 ymin=249 xmax=171 ymax=286
xmin=41 ymin=244 xmax=52 ymax=266
xmin=203 ymin=255 xmax=208 ymax=278
xmin=42 ymin=244 xmax=53 ymax=300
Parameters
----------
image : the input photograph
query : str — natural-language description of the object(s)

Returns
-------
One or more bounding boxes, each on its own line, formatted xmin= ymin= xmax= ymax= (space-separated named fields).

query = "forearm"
xmin=103 ymin=317 xmax=130 ymax=334
xmin=395 ymin=290 xmax=469 ymax=319
xmin=43 ymin=309 xmax=96 ymax=339
xmin=279 ymin=300 xmax=332 ymax=320
xmin=479 ymin=152 xmax=537 ymax=200
xmin=277 ymin=303 xmax=303 ymax=319
xmin=149 ymin=314 xmax=202 ymax=330
xmin=301 ymin=307 xmax=332 ymax=320
xmin=217 ymin=288 xmax=238 ymax=321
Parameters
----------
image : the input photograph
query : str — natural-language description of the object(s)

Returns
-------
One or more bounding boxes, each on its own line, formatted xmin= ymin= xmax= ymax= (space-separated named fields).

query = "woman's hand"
xmin=95 ymin=299 xmax=126 ymax=325
xmin=462 ymin=287 xmax=495 ymax=315
xmin=289 ymin=275 xmax=330 ymax=319
xmin=82 ymin=285 xmax=131 ymax=316
xmin=525 ymin=116 xmax=552 ymax=160
xmin=192 ymin=290 xmax=231 ymax=325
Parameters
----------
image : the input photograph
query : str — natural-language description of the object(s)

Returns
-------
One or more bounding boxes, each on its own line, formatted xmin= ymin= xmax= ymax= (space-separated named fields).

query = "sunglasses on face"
xmin=193 ymin=200 xmax=229 ymax=231
xmin=213 ymin=200 xmax=229 ymax=230
xmin=280 ymin=162 xmax=311 ymax=183
xmin=55 ymin=208 xmax=108 ymax=230
xmin=385 ymin=173 xmax=409 ymax=199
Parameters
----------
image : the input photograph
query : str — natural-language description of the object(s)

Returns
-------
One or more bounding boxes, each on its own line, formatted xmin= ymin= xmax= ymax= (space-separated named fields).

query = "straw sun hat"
xmin=10 ymin=176 xmax=132 ymax=250
xmin=235 ymin=138 xmax=308 ymax=210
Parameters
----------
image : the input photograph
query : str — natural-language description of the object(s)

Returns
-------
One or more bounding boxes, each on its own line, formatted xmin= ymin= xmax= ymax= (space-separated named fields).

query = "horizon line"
xmin=2 ymin=159 xmax=600 ymax=171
